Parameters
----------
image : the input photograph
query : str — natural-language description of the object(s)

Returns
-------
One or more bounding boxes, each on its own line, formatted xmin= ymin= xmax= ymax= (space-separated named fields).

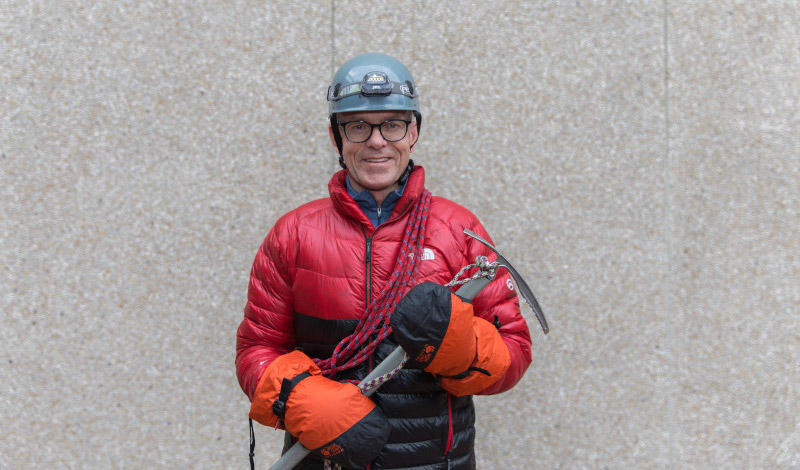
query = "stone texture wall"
xmin=2 ymin=1 xmax=798 ymax=468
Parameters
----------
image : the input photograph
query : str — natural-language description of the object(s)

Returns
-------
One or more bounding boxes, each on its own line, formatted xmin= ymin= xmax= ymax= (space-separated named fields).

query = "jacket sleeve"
xmin=460 ymin=221 xmax=533 ymax=395
xmin=235 ymin=220 xmax=298 ymax=401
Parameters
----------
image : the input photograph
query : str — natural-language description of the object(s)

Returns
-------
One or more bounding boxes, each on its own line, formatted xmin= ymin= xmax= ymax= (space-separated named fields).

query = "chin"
xmin=364 ymin=180 xmax=396 ymax=191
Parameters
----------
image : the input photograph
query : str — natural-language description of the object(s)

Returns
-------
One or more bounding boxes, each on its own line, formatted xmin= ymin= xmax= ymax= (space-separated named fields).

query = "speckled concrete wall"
xmin=2 ymin=1 xmax=798 ymax=469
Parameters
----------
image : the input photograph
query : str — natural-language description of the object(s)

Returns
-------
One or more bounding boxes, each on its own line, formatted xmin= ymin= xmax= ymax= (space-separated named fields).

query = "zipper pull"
xmin=365 ymin=238 xmax=372 ymax=263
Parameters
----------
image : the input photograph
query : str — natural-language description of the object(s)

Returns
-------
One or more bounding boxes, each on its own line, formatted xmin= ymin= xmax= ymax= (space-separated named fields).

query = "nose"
xmin=366 ymin=124 xmax=389 ymax=148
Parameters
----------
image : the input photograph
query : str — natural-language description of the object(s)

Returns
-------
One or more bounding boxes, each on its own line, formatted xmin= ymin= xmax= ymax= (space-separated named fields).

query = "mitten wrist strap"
xmin=272 ymin=371 xmax=313 ymax=423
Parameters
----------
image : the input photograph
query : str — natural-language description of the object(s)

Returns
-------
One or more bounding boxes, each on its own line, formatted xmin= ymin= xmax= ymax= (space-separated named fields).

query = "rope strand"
xmin=315 ymin=190 xmax=431 ymax=377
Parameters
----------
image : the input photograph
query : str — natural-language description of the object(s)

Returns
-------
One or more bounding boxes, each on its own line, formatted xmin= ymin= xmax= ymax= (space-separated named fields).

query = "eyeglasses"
xmin=338 ymin=119 xmax=412 ymax=143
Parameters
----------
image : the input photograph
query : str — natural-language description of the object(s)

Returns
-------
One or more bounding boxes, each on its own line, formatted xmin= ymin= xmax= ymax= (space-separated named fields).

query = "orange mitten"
xmin=249 ymin=350 xmax=389 ymax=468
xmin=441 ymin=317 xmax=511 ymax=396
xmin=391 ymin=282 xmax=477 ymax=376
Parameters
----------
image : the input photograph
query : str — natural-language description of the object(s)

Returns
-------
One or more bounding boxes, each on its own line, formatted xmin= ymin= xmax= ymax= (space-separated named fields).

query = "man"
xmin=236 ymin=53 xmax=532 ymax=469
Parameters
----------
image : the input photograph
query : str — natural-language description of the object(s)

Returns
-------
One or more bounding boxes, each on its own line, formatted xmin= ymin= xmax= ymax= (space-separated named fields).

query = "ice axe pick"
xmin=462 ymin=228 xmax=548 ymax=334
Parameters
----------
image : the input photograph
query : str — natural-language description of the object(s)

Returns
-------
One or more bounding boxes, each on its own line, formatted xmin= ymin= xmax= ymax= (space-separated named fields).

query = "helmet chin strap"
xmin=398 ymin=159 xmax=414 ymax=186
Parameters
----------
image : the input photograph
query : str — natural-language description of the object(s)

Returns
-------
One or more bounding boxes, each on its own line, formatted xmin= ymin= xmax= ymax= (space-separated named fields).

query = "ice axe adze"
xmin=269 ymin=228 xmax=548 ymax=470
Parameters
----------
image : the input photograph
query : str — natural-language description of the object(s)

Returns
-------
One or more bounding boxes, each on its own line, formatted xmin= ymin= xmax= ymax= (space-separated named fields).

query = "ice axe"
xmin=461 ymin=228 xmax=548 ymax=334
xmin=269 ymin=228 xmax=548 ymax=469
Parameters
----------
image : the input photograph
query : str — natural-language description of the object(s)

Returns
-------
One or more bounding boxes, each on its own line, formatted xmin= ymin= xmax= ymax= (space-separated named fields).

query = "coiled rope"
xmin=314 ymin=189 xmax=432 ymax=378
xmin=315 ymin=191 xmax=499 ymax=469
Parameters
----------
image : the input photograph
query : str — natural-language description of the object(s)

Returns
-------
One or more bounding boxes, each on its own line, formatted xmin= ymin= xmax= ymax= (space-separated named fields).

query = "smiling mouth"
xmin=364 ymin=157 xmax=391 ymax=163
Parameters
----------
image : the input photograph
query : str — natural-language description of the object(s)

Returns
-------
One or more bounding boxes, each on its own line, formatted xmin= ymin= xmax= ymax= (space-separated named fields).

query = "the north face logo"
xmin=415 ymin=344 xmax=436 ymax=364
xmin=421 ymin=248 xmax=435 ymax=260
xmin=320 ymin=443 xmax=344 ymax=458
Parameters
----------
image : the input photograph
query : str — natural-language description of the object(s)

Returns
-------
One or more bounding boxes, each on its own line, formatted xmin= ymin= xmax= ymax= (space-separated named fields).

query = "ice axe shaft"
xmin=269 ymin=229 xmax=546 ymax=470
xmin=269 ymin=277 xmax=487 ymax=470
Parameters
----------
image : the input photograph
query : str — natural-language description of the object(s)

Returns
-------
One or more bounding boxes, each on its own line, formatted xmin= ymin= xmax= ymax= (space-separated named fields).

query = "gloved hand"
xmin=391 ymin=282 xmax=477 ymax=376
xmin=440 ymin=316 xmax=511 ymax=396
xmin=391 ymin=282 xmax=511 ymax=395
xmin=249 ymin=350 xmax=389 ymax=468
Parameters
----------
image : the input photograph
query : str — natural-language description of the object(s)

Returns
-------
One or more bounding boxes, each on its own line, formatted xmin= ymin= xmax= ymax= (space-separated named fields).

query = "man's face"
xmin=330 ymin=110 xmax=418 ymax=202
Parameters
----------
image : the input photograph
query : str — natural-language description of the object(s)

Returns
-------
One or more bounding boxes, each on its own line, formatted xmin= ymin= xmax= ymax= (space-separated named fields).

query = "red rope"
xmin=316 ymin=189 xmax=431 ymax=378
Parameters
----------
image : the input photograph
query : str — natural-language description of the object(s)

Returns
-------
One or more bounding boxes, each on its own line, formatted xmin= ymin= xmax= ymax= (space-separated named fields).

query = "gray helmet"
xmin=327 ymin=53 xmax=422 ymax=168
xmin=328 ymin=53 xmax=420 ymax=115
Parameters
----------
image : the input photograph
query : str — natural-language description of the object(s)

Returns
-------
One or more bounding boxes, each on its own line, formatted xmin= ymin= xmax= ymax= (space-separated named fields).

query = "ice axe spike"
xmin=463 ymin=228 xmax=549 ymax=334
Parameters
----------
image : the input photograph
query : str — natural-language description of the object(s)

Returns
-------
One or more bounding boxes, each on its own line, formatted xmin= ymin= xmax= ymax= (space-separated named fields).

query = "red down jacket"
xmin=236 ymin=165 xmax=532 ymax=469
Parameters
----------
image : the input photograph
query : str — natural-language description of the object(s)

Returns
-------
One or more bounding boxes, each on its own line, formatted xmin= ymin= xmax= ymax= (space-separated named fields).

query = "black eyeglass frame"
xmin=337 ymin=119 xmax=413 ymax=143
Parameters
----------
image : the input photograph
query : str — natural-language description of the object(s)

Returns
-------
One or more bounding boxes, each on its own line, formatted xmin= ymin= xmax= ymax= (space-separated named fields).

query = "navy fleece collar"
xmin=346 ymin=176 xmax=407 ymax=228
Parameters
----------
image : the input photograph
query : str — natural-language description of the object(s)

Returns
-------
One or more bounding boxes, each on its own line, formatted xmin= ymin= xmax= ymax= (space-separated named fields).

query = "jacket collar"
xmin=329 ymin=166 xmax=426 ymax=233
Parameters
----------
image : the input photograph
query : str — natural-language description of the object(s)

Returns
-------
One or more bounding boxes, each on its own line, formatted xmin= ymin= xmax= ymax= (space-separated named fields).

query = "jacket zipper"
xmin=364 ymin=231 xmax=373 ymax=315
xmin=445 ymin=393 xmax=454 ymax=455
xmin=363 ymin=197 xmax=417 ymax=468
xmin=361 ymin=196 xmax=415 ymax=371
xmin=364 ymin=233 xmax=374 ymax=376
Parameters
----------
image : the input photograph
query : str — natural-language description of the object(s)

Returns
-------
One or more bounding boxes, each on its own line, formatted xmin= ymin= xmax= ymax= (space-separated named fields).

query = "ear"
xmin=328 ymin=125 xmax=339 ymax=151
xmin=408 ymin=121 xmax=419 ymax=153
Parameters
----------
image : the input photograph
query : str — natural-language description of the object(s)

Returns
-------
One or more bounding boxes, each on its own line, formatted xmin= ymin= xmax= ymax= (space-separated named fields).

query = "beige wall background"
xmin=2 ymin=1 xmax=798 ymax=468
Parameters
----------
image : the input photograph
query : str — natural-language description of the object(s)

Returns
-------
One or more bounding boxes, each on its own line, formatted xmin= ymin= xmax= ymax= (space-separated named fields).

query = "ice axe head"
xmin=463 ymin=229 xmax=549 ymax=334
